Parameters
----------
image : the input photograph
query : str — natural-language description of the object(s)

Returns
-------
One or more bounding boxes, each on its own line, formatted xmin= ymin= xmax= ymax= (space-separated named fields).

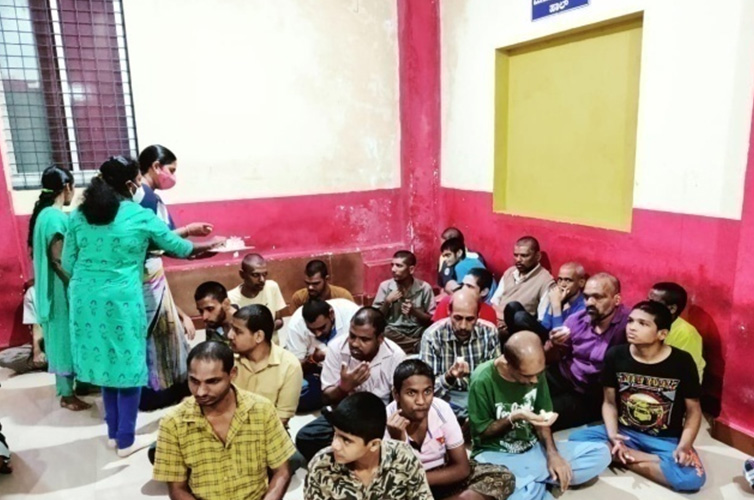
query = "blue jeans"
xmin=102 ymin=387 xmax=142 ymax=449
xmin=476 ymin=440 xmax=611 ymax=500
xmin=569 ymin=424 xmax=706 ymax=492
xmin=297 ymin=372 xmax=323 ymax=413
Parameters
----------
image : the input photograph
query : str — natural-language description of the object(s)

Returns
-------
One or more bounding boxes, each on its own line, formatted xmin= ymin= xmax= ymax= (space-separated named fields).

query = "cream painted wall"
xmin=122 ymin=0 xmax=400 ymax=206
xmin=441 ymin=0 xmax=754 ymax=220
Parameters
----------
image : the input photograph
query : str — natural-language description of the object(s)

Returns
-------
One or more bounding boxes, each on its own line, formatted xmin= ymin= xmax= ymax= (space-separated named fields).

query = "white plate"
xmin=208 ymin=245 xmax=255 ymax=254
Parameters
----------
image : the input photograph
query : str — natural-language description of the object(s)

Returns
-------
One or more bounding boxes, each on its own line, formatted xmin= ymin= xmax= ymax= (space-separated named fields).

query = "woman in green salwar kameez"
xmin=63 ymin=157 xmax=224 ymax=456
xmin=29 ymin=165 xmax=90 ymax=411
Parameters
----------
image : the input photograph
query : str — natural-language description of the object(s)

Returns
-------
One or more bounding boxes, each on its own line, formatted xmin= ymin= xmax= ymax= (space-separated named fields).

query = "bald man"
xmin=227 ymin=253 xmax=286 ymax=330
xmin=468 ymin=331 xmax=611 ymax=500
xmin=544 ymin=272 xmax=628 ymax=431
xmin=420 ymin=288 xmax=500 ymax=419
xmin=505 ymin=262 xmax=587 ymax=341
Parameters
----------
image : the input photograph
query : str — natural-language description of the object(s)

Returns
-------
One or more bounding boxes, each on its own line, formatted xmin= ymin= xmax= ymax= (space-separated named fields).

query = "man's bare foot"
xmin=60 ymin=396 xmax=91 ymax=411
xmin=612 ymin=447 xmax=660 ymax=465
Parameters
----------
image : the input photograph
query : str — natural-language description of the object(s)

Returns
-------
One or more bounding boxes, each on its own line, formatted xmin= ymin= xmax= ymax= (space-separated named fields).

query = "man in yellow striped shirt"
xmin=153 ymin=342 xmax=295 ymax=500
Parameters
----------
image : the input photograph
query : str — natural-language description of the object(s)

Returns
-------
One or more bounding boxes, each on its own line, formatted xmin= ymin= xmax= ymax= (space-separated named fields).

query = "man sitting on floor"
xmin=433 ymin=267 xmax=498 ymax=324
xmin=228 ymin=305 xmax=302 ymax=428
xmin=373 ymin=250 xmax=435 ymax=353
xmin=305 ymin=392 xmax=433 ymax=500
xmin=295 ymin=307 xmax=406 ymax=462
xmin=227 ymin=253 xmax=286 ymax=330
xmin=438 ymin=237 xmax=497 ymax=297
xmin=386 ymin=359 xmax=515 ymax=500
xmin=288 ymin=259 xmax=355 ymax=313
xmin=648 ymin=282 xmax=705 ymax=383
xmin=469 ymin=331 xmax=611 ymax=500
xmin=438 ymin=226 xmax=486 ymax=279
xmin=421 ymin=288 xmax=500 ymax=420
xmin=285 ymin=298 xmax=360 ymax=411
xmin=195 ymin=281 xmax=236 ymax=343
xmin=569 ymin=301 xmax=706 ymax=492
xmin=489 ymin=236 xmax=555 ymax=335
xmin=544 ymin=272 xmax=628 ymax=431
xmin=153 ymin=341 xmax=295 ymax=500
xmin=504 ymin=262 xmax=587 ymax=342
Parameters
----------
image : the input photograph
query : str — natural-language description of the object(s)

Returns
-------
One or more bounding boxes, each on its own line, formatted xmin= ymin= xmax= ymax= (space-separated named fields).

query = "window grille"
xmin=0 ymin=0 xmax=137 ymax=189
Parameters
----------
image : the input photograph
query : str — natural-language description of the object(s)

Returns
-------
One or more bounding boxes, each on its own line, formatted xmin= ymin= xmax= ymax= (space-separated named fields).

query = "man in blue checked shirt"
xmin=506 ymin=262 xmax=587 ymax=342
xmin=420 ymin=288 xmax=500 ymax=420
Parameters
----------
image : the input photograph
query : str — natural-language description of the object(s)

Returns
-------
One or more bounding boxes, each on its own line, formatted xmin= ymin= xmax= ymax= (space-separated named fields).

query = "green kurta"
xmin=63 ymin=200 xmax=193 ymax=388
xmin=33 ymin=206 xmax=73 ymax=377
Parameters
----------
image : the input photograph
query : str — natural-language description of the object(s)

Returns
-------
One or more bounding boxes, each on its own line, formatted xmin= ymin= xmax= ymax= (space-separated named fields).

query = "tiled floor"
xmin=2 ymin=357 xmax=752 ymax=499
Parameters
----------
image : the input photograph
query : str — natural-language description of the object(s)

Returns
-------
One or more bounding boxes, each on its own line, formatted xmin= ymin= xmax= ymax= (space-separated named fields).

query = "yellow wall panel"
xmin=493 ymin=19 xmax=643 ymax=231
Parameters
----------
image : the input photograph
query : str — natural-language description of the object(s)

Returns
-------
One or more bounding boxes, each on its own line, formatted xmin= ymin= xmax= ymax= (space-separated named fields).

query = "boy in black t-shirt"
xmin=569 ymin=300 xmax=706 ymax=492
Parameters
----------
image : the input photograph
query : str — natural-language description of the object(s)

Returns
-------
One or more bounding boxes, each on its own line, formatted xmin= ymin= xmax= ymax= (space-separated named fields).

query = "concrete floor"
xmin=1 ymin=353 xmax=752 ymax=499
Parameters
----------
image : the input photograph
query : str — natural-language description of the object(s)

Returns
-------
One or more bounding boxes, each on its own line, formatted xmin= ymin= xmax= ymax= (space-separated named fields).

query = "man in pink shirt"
xmin=386 ymin=359 xmax=514 ymax=499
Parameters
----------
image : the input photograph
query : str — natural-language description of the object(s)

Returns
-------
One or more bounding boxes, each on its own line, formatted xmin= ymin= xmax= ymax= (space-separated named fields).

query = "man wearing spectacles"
xmin=228 ymin=253 xmax=287 ymax=331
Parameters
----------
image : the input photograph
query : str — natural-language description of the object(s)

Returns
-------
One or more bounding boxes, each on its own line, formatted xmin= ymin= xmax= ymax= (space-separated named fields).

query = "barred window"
xmin=0 ymin=0 xmax=137 ymax=189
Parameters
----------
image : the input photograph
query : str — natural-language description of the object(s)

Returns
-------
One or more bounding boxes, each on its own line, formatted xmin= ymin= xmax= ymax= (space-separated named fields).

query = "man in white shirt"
xmin=295 ymin=307 xmax=406 ymax=462
xmin=285 ymin=298 xmax=360 ymax=411
xmin=227 ymin=253 xmax=287 ymax=330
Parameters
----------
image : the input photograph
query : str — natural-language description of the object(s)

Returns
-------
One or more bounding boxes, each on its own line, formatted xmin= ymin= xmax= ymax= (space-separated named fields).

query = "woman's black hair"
xmin=79 ymin=156 xmax=139 ymax=225
xmin=138 ymin=144 xmax=177 ymax=175
xmin=27 ymin=165 xmax=74 ymax=249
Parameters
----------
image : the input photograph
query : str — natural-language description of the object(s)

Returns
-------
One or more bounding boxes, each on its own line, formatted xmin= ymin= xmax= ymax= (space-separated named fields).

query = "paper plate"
xmin=208 ymin=245 xmax=255 ymax=254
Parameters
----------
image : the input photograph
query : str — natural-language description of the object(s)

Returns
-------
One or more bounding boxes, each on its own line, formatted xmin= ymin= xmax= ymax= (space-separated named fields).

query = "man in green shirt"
xmin=468 ymin=331 xmax=611 ymax=500
xmin=648 ymin=282 xmax=705 ymax=382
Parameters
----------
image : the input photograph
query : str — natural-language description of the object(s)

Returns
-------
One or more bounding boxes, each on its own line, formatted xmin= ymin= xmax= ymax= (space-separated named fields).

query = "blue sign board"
xmin=532 ymin=0 xmax=589 ymax=21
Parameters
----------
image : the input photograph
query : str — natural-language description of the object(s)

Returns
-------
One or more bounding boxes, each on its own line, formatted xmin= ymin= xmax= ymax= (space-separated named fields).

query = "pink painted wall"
xmin=13 ymin=189 xmax=405 ymax=270
xmin=720 ymin=119 xmax=754 ymax=434
xmin=397 ymin=0 xmax=441 ymax=279
xmin=0 ymin=154 xmax=34 ymax=348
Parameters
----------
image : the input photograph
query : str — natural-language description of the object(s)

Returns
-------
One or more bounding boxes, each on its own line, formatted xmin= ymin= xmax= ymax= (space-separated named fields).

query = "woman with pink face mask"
xmin=136 ymin=144 xmax=213 ymax=410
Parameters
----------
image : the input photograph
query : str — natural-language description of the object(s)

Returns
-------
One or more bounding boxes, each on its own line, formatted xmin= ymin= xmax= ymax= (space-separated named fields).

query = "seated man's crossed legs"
xmin=569 ymin=425 xmax=706 ymax=492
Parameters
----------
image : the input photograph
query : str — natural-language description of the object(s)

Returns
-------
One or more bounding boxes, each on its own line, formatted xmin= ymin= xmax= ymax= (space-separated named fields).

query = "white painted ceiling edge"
xmin=440 ymin=0 xmax=754 ymax=221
